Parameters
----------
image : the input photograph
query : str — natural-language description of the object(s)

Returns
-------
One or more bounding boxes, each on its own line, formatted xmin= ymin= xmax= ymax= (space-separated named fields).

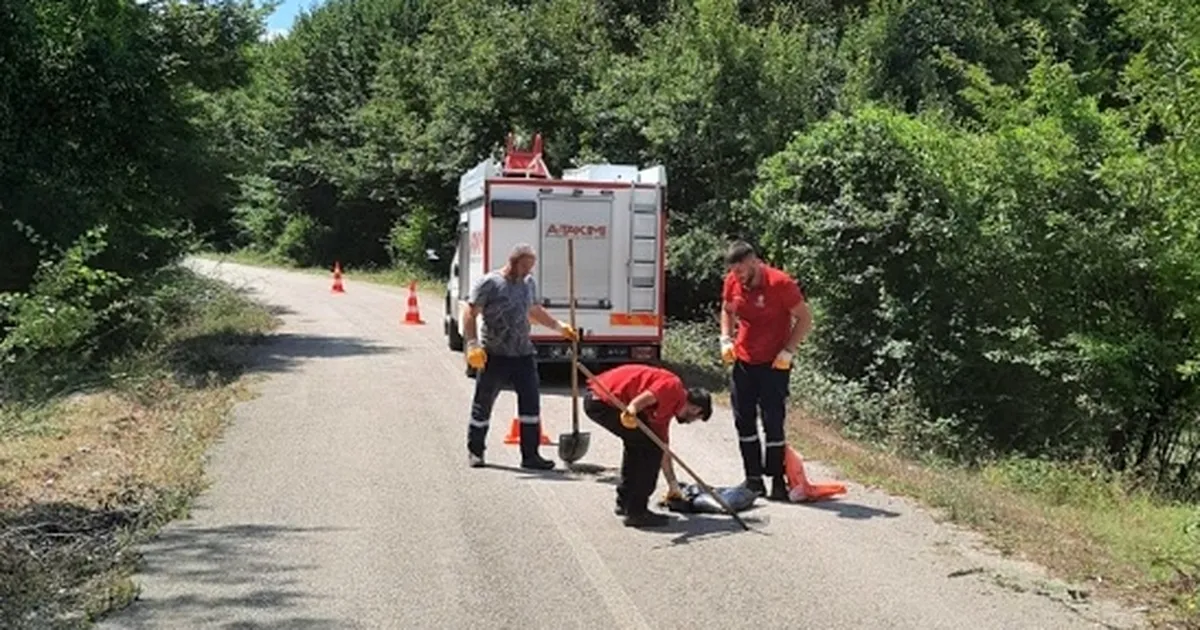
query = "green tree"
xmin=0 ymin=0 xmax=264 ymax=393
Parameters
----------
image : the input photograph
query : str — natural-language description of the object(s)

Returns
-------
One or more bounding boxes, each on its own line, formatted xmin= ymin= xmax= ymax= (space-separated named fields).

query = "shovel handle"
xmin=575 ymin=362 xmax=750 ymax=531
xmin=568 ymin=239 xmax=580 ymax=433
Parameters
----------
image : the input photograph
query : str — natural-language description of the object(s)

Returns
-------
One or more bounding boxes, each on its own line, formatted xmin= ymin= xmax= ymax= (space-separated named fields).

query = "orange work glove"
xmin=620 ymin=407 xmax=639 ymax=430
xmin=466 ymin=341 xmax=487 ymax=370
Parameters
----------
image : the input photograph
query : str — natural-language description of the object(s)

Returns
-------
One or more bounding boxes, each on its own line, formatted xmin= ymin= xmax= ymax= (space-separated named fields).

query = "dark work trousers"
xmin=582 ymin=390 xmax=663 ymax=514
xmin=731 ymin=360 xmax=791 ymax=480
xmin=467 ymin=354 xmax=541 ymax=456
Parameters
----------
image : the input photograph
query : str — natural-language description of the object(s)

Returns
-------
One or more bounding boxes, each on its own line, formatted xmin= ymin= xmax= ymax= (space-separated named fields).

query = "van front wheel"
xmin=446 ymin=295 xmax=464 ymax=351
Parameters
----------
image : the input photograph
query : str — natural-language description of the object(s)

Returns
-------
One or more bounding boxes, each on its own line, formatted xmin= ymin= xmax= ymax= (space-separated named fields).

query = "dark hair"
xmin=687 ymin=387 xmax=713 ymax=421
xmin=724 ymin=240 xmax=757 ymax=266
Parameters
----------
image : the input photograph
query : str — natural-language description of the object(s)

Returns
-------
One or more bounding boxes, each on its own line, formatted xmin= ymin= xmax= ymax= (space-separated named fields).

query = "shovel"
xmin=558 ymin=238 xmax=591 ymax=465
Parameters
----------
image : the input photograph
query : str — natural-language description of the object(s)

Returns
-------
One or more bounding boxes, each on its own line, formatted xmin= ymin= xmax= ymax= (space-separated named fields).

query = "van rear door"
xmin=537 ymin=194 xmax=614 ymax=310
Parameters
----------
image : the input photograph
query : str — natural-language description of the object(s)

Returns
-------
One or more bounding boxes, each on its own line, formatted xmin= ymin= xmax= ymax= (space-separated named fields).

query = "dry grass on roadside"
xmin=0 ymin=271 xmax=277 ymax=629
xmin=0 ymin=383 xmax=252 ymax=515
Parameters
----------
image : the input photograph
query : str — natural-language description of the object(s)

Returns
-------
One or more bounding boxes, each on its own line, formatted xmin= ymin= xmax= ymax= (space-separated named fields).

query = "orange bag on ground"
xmin=784 ymin=444 xmax=848 ymax=502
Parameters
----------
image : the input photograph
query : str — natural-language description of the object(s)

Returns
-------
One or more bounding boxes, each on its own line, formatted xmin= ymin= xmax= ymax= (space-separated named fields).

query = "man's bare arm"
xmin=529 ymin=304 xmax=567 ymax=333
xmin=783 ymin=300 xmax=812 ymax=353
xmin=463 ymin=303 xmax=481 ymax=345
xmin=627 ymin=390 xmax=657 ymax=414
xmin=720 ymin=304 xmax=734 ymax=340
xmin=661 ymin=450 xmax=678 ymax=484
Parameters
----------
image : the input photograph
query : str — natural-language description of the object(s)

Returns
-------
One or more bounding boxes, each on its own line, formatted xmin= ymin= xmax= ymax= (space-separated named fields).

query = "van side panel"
xmin=454 ymin=201 xmax=487 ymax=340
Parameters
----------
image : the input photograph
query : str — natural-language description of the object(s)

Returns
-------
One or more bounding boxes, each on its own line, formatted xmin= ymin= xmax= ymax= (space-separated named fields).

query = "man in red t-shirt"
xmin=719 ymin=240 xmax=812 ymax=501
xmin=583 ymin=363 xmax=713 ymax=528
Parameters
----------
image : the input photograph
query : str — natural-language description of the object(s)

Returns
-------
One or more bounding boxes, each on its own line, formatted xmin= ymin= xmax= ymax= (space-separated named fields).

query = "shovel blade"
xmin=558 ymin=431 xmax=591 ymax=463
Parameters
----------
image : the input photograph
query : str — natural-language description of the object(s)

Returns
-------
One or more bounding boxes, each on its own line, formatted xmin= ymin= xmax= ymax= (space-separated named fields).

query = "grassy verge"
xmin=0 ymin=267 xmax=277 ymax=629
xmin=663 ymin=320 xmax=1195 ymax=628
xmin=195 ymin=248 xmax=441 ymax=290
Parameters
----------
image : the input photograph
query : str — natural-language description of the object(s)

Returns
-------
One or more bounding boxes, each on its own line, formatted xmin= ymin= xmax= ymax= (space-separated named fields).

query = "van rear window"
xmin=490 ymin=199 xmax=537 ymax=219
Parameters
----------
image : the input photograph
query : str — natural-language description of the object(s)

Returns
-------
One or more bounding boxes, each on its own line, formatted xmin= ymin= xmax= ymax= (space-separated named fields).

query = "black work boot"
xmin=614 ymin=486 xmax=628 ymax=515
xmin=768 ymin=475 xmax=789 ymax=501
xmin=744 ymin=476 xmax=766 ymax=497
xmin=765 ymin=443 xmax=788 ymax=500
xmin=519 ymin=423 xmax=555 ymax=470
xmin=467 ymin=433 xmax=486 ymax=468
xmin=623 ymin=509 xmax=670 ymax=528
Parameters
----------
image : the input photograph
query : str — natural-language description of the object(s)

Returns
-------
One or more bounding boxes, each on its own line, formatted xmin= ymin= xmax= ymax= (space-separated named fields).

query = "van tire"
xmin=448 ymin=320 xmax=464 ymax=351
xmin=446 ymin=294 xmax=464 ymax=351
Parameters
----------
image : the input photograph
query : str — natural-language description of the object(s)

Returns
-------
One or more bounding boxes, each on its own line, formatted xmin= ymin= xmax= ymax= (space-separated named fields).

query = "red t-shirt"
xmin=722 ymin=264 xmax=805 ymax=365
xmin=588 ymin=364 xmax=687 ymax=443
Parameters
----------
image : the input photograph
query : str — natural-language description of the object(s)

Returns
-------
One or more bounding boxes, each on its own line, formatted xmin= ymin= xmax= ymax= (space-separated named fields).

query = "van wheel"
xmin=448 ymin=319 xmax=464 ymax=351
xmin=446 ymin=294 xmax=464 ymax=351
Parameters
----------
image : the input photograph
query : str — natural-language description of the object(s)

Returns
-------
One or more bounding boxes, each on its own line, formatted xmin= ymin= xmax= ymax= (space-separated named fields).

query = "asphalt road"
xmin=97 ymin=258 xmax=1146 ymax=630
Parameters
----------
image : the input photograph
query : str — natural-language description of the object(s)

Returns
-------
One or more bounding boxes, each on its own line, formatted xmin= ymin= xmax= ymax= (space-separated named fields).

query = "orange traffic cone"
xmin=402 ymin=280 xmax=424 ymax=325
xmin=331 ymin=261 xmax=345 ymax=293
xmin=502 ymin=418 xmax=551 ymax=445
xmin=784 ymin=444 xmax=847 ymax=502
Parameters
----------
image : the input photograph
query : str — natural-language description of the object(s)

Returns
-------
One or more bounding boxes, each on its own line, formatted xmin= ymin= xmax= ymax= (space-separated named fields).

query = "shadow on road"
xmin=244 ymin=333 xmax=399 ymax=374
xmin=263 ymin=303 xmax=297 ymax=318
xmin=221 ymin=621 xmax=348 ymax=630
xmin=799 ymin=499 xmax=902 ymax=520
xmin=482 ymin=463 xmax=577 ymax=481
xmin=100 ymin=523 xmax=352 ymax=630
xmin=648 ymin=511 xmax=772 ymax=547
xmin=482 ymin=463 xmax=619 ymax=487
xmin=168 ymin=331 xmax=398 ymax=387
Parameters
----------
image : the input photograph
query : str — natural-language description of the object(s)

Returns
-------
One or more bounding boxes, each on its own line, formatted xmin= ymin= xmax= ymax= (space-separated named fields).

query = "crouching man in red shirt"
xmin=720 ymin=240 xmax=812 ymax=501
xmin=583 ymin=363 xmax=713 ymax=528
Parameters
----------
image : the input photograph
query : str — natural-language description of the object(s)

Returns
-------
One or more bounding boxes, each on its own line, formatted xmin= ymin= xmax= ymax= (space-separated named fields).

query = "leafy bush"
xmin=272 ymin=214 xmax=330 ymax=268
xmin=663 ymin=226 xmax=727 ymax=322
xmin=385 ymin=203 xmax=455 ymax=272
xmin=745 ymin=53 xmax=1200 ymax=492
xmin=229 ymin=174 xmax=289 ymax=254
xmin=0 ymin=227 xmax=130 ymax=400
